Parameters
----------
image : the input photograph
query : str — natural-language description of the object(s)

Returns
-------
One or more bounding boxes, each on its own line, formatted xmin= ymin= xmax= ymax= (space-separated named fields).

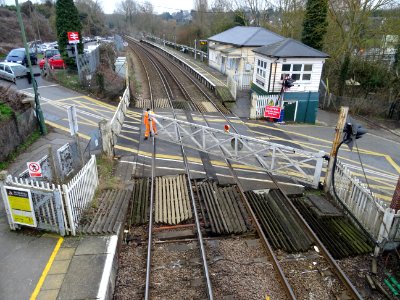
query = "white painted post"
xmin=0 ymin=171 xmax=17 ymax=230
xmin=62 ymin=184 xmax=76 ymax=236
xmin=313 ymin=151 xmax=325 ymax=187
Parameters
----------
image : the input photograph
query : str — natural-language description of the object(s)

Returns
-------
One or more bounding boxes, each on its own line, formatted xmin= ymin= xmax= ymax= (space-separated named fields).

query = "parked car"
xmin=44 ymin=49 xmax=60 ymax=59
xmin=0 ymin=62 xmax=28 ymax=83
xmin=39 ymin=54 xmax=65 ymax=70
xmin=5 ymin=48 xmax=37 ymax=66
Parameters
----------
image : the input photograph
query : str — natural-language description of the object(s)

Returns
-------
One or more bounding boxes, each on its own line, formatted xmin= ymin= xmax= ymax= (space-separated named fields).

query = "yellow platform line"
xmin=30 ymin=237 xmax=64 ymax=300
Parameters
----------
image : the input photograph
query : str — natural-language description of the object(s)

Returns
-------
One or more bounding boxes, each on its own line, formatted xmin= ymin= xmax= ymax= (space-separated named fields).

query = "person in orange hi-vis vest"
xmin=143 ymin=108 xmax=157 ymax=140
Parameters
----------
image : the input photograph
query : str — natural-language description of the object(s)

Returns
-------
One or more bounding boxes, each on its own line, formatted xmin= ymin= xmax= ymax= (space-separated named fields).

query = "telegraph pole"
xmin=15 ymin=0 xmax=47 ymax=135
xmin=324 ymin=106 xmax=348 ymax=192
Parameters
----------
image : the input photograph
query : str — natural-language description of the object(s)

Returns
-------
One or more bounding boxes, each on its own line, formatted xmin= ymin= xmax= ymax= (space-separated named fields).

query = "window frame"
xmin=281 ymin=63 xmax=313 ymax=82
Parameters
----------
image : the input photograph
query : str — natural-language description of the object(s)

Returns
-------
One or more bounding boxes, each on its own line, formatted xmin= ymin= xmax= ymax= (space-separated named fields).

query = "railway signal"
xmin=343 ymin=119 xmax=367 ymax=150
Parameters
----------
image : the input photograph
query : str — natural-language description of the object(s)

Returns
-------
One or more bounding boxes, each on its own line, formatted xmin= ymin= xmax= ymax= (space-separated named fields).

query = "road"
xmin=1 ymin=69 xmax=399 ymax=203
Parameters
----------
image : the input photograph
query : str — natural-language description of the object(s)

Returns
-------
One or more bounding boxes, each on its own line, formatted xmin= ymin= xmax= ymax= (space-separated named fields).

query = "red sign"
xmin=264 ymin=105 xmax=281 ymax=119
xmin=27 ymin=162 xmax=42 ymax=177
xmin=67 ymin=32 xmax=80 ymax=43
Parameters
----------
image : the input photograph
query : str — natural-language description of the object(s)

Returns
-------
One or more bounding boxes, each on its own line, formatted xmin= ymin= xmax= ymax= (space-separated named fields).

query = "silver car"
xmin=0 ymin=62 xmax=28 ymax=83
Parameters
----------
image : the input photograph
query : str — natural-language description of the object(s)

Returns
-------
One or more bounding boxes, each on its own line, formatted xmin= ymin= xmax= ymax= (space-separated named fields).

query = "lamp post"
xmin=15 ymin=0 xmax=47 ymax=135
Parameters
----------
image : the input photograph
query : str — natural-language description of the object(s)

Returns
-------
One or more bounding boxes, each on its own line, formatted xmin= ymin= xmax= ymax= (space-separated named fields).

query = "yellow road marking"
xmin=72 ymin=100 xmax=110 ymax=118
xmin=46 ymin=121 xmax=91 ymax=140
xmin=62 ymin=118 xmax=98 ymax=127
xmin=119 ymin=134 xmax=139 ymax=144
xmin=81 ymin=96 xmax=117 ymax=110
xmin=29 ymin=237 xmax=64 ymax=300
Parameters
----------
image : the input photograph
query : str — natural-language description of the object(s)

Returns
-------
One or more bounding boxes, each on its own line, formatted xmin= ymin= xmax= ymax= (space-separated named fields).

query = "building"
xmin=207 ymin=26 xmax=285 ymax=87
xmin=252 ymin=38 xmax=329 ymax=123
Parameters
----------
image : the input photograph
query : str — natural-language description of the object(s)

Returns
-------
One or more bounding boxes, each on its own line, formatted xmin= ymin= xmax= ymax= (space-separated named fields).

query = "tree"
xmin=55 ymin=0 xmax=82 ymax=67
xmin=301 ymin=0 xmax=328 ymax=50
xmin=75 ymin=0 xmax=106 ymax=36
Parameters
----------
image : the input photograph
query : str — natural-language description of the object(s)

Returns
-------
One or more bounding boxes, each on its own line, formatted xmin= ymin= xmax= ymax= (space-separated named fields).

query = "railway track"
xmin=115 ymin=36 xmax=367 ymax=299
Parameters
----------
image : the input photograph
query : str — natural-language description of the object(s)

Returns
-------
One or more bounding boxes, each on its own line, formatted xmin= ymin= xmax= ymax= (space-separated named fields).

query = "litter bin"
xmin=277 ymin=109 xmax=285 ymax=123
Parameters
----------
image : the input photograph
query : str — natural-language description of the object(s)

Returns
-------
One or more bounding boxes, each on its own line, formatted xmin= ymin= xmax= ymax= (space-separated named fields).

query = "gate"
xmin=1 ymin=177 xmax=66 ymax=235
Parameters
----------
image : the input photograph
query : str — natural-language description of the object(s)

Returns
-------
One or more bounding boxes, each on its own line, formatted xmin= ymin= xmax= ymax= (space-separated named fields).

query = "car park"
xmin=0 ymin=62 xmax=28 ymax=83
xmin=5 ymin=48 xmax=37 ymax=66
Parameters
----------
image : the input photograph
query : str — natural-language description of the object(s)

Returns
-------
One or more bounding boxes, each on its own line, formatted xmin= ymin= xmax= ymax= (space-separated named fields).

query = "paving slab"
xmin=74 ymin=236 xmax=110 ymax=255
xmin=58 ymin=254 xmax=106 ymax=299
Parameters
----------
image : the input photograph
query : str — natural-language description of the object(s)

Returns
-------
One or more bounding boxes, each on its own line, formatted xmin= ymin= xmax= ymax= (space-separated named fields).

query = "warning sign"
xmin=264 ymin=106 xmax=282 ymax=119
xmin=4 ymin=186 xmax=37 ymax=227
xmin=27 ymin=162 xmax=42 ymax=177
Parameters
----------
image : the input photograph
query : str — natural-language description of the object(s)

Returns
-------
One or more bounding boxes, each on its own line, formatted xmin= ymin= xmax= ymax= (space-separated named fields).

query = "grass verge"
xmin=0 ymin=129 xmax=41 ymax=171
xmin=0 ymin=103 xmax=13 ymax=122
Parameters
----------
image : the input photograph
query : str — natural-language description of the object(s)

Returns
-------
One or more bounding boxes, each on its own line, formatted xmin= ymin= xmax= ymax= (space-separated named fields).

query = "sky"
xmin=4 ymin=0 xmax=195 ymax=15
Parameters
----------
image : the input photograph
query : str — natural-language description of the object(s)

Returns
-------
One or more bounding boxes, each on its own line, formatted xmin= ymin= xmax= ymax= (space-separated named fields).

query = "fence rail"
xmin=332 ymin=160 xmax=400 ymax=250
xmin=62 ymin=155 xmax=98 ymax=236
xmin=254 ymin=94 xmax=280 ymax=119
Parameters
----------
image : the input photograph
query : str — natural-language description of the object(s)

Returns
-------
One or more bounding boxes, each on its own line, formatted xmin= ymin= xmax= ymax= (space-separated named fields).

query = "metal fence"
xmin=78 ymin=46 xmax=100 ymax=82
xmin=332 ymin=159 xmax=400 ymax=251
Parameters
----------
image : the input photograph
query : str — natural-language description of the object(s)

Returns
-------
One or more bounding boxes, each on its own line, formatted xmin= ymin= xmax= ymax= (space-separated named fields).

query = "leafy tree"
xmin=301 ymin=0 xmax=328 ymax=50
xmin=55 ymin=0 xmax=82 ymax=67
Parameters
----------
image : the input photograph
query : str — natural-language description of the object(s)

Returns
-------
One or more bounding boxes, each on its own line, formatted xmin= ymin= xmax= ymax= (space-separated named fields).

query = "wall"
xmin=0 ymin=108 xmax=38 ymax=161
xmin=283 ymin=91 xmax=319 ymax=123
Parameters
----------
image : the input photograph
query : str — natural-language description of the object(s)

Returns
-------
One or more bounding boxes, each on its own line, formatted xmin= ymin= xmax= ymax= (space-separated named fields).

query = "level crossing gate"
xmin=151 ymin=113 xmax=325 ymax=187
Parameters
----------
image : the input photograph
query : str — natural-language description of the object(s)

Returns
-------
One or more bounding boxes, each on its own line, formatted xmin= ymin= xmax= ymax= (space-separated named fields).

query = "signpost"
xmin=67 ymin=105 xmax=78 ymax=135
xmin=264 ymin=105 xmax=282 ymax=119
xmin=27 ymin=162 xmax=42 ymax=177
xmin=4 ymin=186 xmax=37 ymax=227
xmin=67 ymin=31 xmax=81 ymax=79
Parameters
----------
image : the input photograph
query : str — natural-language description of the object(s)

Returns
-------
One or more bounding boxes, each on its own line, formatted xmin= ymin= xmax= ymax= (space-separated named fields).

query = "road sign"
xmin=67 ymin=31 xmax=80 ymax=43
xmin=4 ymin=186 xmax=37 ymax=227
xmin=27 ymin=162 xmax=42 ymax=177
xmin=264 ymin=106 xmax=282 ymax=119
xmin=67 ymin=105 xmax=78 ymax=135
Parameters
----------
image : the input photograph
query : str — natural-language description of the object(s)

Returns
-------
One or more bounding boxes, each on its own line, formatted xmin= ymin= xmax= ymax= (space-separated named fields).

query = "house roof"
xmin=253 ymin=38 xmax=329 ymax=58
xmin=208 ymin=26 xmax=285 ymax=47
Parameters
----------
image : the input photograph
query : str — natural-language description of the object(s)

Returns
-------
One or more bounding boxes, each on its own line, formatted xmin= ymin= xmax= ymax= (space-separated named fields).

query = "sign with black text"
xmin=4 ymin=186 xmax=37 ymax=227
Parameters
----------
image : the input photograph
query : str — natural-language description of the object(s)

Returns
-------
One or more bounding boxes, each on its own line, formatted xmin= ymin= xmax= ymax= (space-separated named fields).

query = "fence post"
xmin=324 ymin=106 xmax=348 ymax=192
xmin=375 ymin=208 xmax=396 ymax=255
xmin=249 ymin=93 xmax=257 ymax=120
xmin=99 ymin=120 xmax=113 ymax=157
xmin=54 ymin=189 xmax=66 ymax=236
xmin=313 ymin=151 xmax=325 ymax=187
xmin=62 ymin=184 xmax=76 ymax=236
xmin=47 ymin=145 xmax=60 ymax=184
xmin=73 ymin=133 xmax=85 ymax=167
xmin=0 ymin=171 xmax=18 ymax=230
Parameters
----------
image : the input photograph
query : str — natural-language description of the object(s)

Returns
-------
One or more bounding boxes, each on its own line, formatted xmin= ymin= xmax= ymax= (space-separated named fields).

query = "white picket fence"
xmin=332 ymin=159 xmax=400 ymax=250
xmin=62 ymin=155 xmax=98 ymax=235
xmin=255 ymin=94 xmax=280 ymax=118
xmin=2 ymin=155 xmax=99 ymax=236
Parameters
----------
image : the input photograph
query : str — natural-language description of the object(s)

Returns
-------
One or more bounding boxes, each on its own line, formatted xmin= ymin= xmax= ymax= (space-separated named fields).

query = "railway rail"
xmin=120 ymin=36 xmax=366 ymax=299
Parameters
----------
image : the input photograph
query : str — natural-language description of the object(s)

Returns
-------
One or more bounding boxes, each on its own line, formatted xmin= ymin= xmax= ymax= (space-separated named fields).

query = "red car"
xmin=39 ymin=54 xmax=66 ymax=70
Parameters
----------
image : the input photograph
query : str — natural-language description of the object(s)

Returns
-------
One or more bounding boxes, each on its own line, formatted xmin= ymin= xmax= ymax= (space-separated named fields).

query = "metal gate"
xmin=1 ymin=177 xmax=66 ymax=235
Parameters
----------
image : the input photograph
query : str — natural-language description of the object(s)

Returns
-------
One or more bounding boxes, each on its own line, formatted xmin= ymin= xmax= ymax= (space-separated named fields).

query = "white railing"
xmin=110 ymin=87 xmax=130 ymax=137
xmin=255 ymin=94 xmax=280 ymax=118
xmin=233 ymin=73 xmax=252 ymax=90
xmin=153 ymin=113 xmax=325 ymax=187
xmin=332 ymin=160 xmax=400 ymax=249
xmin=62 ymin=155 xmax=98 ymax=235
